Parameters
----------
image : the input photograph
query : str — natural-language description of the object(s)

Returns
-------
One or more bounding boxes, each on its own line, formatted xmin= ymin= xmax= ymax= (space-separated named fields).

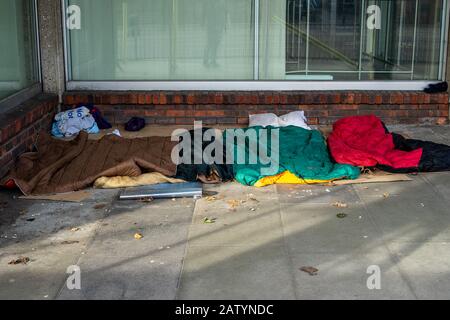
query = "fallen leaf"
xmin=205 ymin=196 xmax=218 ymax=202
xmin=383 ymin=192 xmax=390 ymax=198
xmin=228 ymin=199 xmax=245 ymax=211
xmin=247 ymin=194 xmax=260 ymax=203
xmin=202 ymin=217 xmax=217 ymax=224
xmin=70 ymin=227 xmax=81 ymax=232
xmin=93 ymin=203 xmax=107 ymax=210
xmin=134 ymin=233 xmax=144 ymax=240
xmin=61 ymin=240 xmax=80 ymax=245
xmin=8 ymin=257 xmax=30 ymax=265
xmin=300 ymin=266 xmax=319 ymax=276
xmin=332 ymin=201 xmax=348 ymax=208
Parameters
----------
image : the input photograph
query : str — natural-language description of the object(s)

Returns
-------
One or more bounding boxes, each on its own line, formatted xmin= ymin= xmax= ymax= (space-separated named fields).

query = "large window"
xmin=0 ymin=0 xmax=40 ymax=102
xmin=65 ymin=0 xmax=448 ymax=82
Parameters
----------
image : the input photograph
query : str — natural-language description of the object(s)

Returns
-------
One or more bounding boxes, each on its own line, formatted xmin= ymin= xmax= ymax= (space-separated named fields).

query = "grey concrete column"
xmin=37 ymin=0 xmax=65 ymax=101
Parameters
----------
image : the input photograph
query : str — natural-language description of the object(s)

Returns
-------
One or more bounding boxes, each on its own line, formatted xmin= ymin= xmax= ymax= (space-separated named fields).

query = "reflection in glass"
xmin=68 ymin=0 xmax=254 ymax=81
xmin=284 ymin=0 xmax=445 ymax=80
xmin=66 ymin=0 xmax=446 ymax=81
xmin=0 ymin=0 xmax=39 ymax=101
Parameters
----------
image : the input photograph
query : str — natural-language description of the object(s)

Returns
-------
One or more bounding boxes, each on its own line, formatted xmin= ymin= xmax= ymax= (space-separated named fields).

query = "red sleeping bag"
xmin=328 ymin=115 xmax=423 ymax=170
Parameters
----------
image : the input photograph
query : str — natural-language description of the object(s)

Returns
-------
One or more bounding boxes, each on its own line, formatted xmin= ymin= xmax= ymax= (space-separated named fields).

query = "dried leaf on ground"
xmin=300 ymin=266 xmax=319 ymax=276
xmin=202 ymin=217 xmax=217 ymax=224
xmin=227 ymin=199 xmax=246 ymax=211
xmin=8 ymin=257 xmax=31 ymax=265
xmin=246 ymin=194 xmax=260 ymax=203
xmin=383 ymin=192 xmax=390 ymax=198
xmin=134 ymin=233 xmax=144 ymax=240
xmin=61 ymin=240 xmax=80 ymax=245
xmin=227 ymin=200 xmax=239 ymax=210
xmin=93 ymin=203 xmax=108 ymax=210
xmin=70 ymin=227 xmax=81 ymax=232
xmin=205 ymin=196 xmax=218 ymax=202
xmin=332 ymin=201 xmax=348 ymax=208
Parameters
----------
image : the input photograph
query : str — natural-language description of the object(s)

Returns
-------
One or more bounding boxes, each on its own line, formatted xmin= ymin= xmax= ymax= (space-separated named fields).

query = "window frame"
xmin=63 ymin=0 xmax=450 ymax=91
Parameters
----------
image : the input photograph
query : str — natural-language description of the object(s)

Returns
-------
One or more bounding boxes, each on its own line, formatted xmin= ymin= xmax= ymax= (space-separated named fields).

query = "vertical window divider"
xmin=438 ymin=0 xmax=449 ymax=81
xmin=397 ymin=1 xmax=405 ymax=66
xmin=411 ymin=0 xmax=419 ymax=80
xmin=33 ymin=0 xmax=42 ymax=84
xmin=61 ymin=0 xmax=71 ymax=83
xmin=254 ymin=0 xmax=260 ymax=80
xmin=358 ymin=0 xmax=366 ymax=80
xmin=305 ymin=0 xmax=310 ymax=76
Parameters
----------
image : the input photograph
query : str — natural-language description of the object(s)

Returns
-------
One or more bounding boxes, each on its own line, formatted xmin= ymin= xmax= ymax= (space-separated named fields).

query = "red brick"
xmin=159 ymin=94 xmax=168 ymax=105
xmin=308 ymin=117 xmax=319 ymax=125
xmin=137 ymin=94 xmax=146 ymax=105
xmin=187 ymin=94 xmax=196 ymax=105
xmin=166 ymin=110 xmax=186 ymax=117
xmin=237 ymin=117 xmax=249 ymax=125
xmin=374 ymin=95 xmax=383 ymax=104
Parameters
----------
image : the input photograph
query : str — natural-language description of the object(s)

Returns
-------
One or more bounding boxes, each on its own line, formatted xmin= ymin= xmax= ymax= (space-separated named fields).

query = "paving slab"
xmin=356 ymin=180 xmax=450 ymax=243
xmin=0 ymin=189 xmax=118 ymax=300
xmin=280 ymin=203 xmax=381 ymax=254
xmin=291 ymin=249 xmax=416 ymax=300
xmin=421 ymin=171 xmax=450 ymax=202
xmin=177 ymin=243 xmax=296 ymax=300
xmin=57 ymin=251 xmax=184 ymax=300
xmin=57 ymin=198 xmax=194 ymax=300
xmin=384 ymin=242 xmax=450 ymax=300
xmin=188 ymin=189 xmax=282 ymax=248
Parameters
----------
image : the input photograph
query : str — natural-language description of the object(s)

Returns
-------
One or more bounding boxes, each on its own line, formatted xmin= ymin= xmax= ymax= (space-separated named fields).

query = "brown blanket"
xmin=5 ymin=131 xmax=177 ymax=195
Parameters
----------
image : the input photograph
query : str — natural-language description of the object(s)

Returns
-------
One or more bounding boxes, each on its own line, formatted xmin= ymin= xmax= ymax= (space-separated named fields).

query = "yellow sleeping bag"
xmin=254 ymin=171 xmax=332 ymax=187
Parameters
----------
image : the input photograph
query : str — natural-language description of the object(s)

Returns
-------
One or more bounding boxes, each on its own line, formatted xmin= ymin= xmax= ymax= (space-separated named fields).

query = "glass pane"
xmin=361 ymin=0 xmax=444 ymax=80
xmin=68 ymin=0 xmax=254 ymax=81
xmin=307 ymin=0 xmax=362 ymax=77
xmin=261 ymin=0 xmax=445 ymax=81
xmin=413 ymin=0 xmax=444 ymax=80
xmin=0 ymin=0 xmax=39 ymax=100
xmin=259 ymin=0 xmax=287 ymax=79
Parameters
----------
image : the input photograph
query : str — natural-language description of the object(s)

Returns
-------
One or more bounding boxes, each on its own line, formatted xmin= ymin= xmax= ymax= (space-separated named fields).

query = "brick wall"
xmin=0 ymin=94 xmax=59 ymax=179
xmin=63 ymin=91 xmax=449 ymax=126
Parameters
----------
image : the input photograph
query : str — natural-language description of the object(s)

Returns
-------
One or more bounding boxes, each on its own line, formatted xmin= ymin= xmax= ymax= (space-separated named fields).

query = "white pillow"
xmin=249 ymin=111 xmax=311 ymax=130
xmin=279 ymin=111 xmax=310 ymax=130
xmin=249 ymin=113 xmax=279 ymax=128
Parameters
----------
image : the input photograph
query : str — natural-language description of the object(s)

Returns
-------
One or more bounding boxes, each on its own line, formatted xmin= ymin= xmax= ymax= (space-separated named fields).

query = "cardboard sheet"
xmin=333 ymin=172 xmax=412 ymax=185
xmin=19 ymin=190 xmax=92 ymax=202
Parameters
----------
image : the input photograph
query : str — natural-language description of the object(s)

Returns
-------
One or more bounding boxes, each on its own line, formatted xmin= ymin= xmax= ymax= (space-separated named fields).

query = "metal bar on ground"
xmin=119 ymin=182 xmax=203 ymax=200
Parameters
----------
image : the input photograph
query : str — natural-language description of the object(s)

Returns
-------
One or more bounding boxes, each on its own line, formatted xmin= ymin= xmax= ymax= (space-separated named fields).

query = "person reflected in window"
xmin=203 ymin=0 xmax=228 ymax=68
